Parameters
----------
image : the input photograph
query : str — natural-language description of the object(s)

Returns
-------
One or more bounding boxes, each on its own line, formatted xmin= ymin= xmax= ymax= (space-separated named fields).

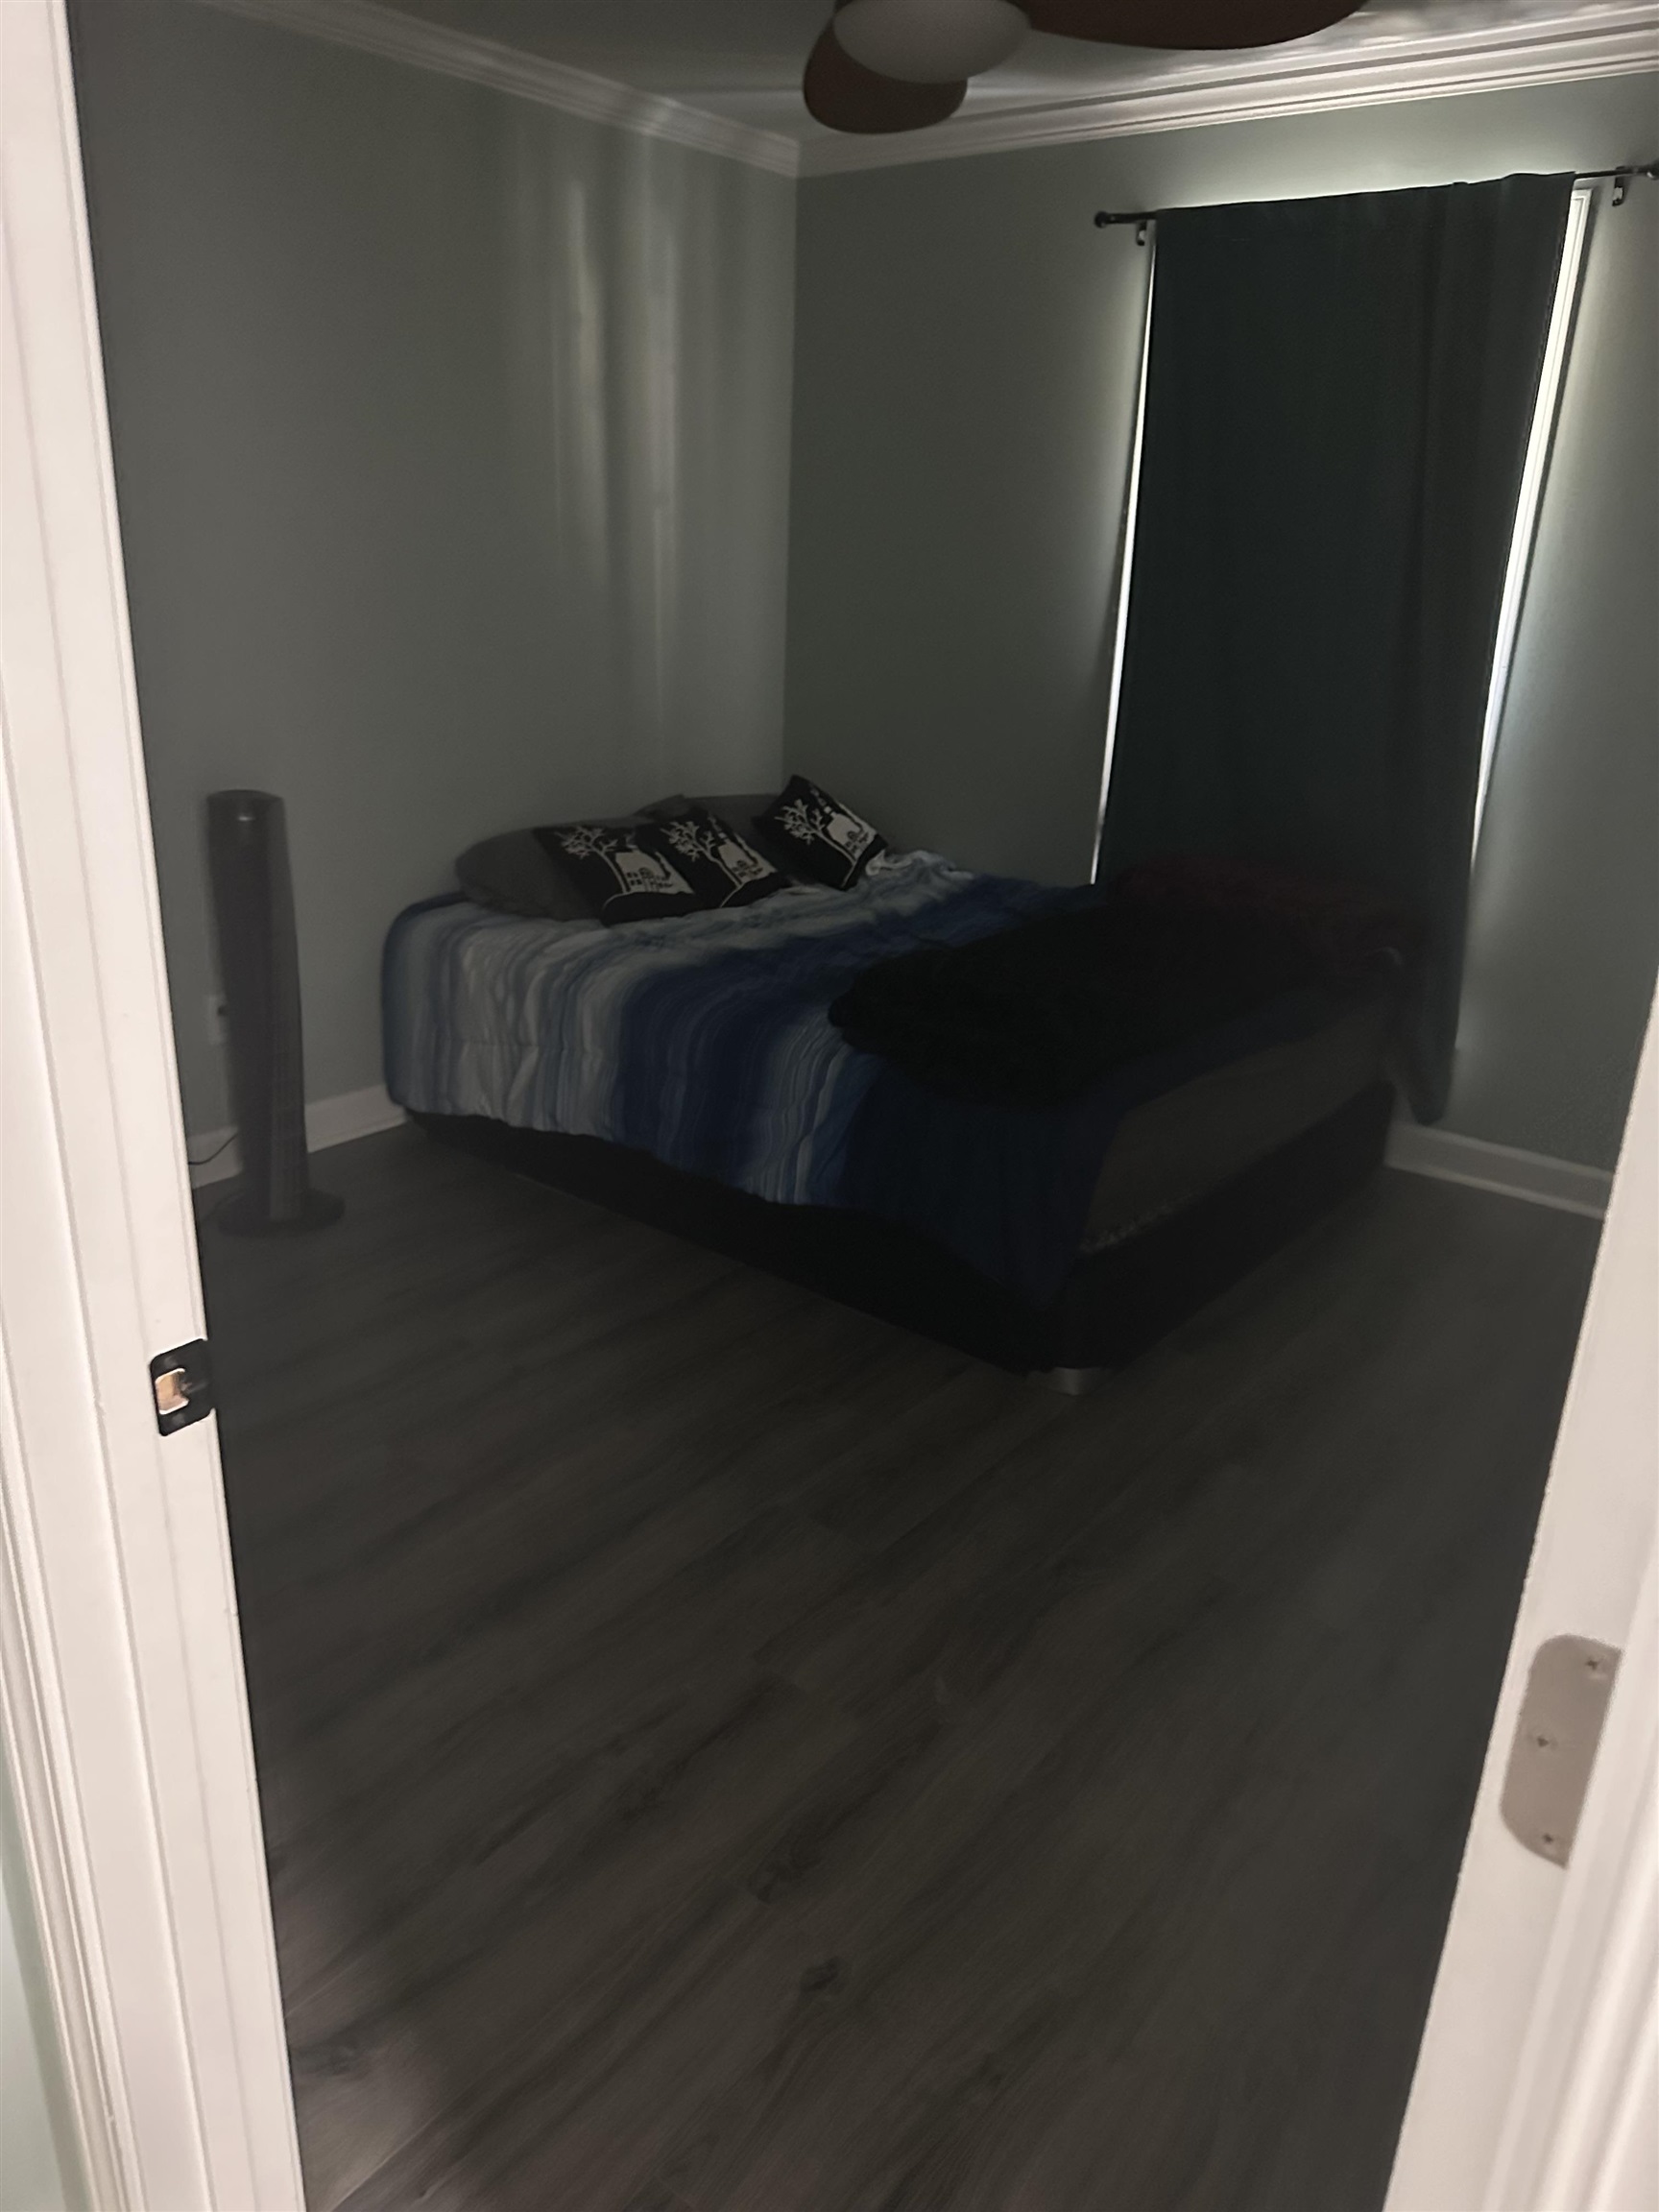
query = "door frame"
xmin=1 ymin=3 xmax=302 ymax=2204
xmin=0 ymin=1 xmax=1651 ymax=2203
xmin=1387 ymin=1003 xmax=1657 ymax=2212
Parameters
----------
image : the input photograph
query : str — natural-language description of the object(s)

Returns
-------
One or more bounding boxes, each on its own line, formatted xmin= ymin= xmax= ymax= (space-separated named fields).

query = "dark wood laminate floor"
xmin=201 ymin=1130 xmax=1599 ymax=2212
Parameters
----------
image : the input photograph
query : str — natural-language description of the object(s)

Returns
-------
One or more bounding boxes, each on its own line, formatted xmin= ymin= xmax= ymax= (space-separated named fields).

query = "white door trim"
xmin=1489 ymin=1544 xmax=1657 ymax=2210
xmin=1386 ymin=998 xmax=1658 ymax=2211
xmin=0 ymin=4 xmax=302 ymax=2205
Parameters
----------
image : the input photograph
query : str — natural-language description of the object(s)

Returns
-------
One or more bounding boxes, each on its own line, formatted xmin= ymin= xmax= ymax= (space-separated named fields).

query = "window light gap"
xmin=1471 ymin=182 xmax=1593 ymax=859
xmin=1092 ymin=238 xmax=1156 ymax=883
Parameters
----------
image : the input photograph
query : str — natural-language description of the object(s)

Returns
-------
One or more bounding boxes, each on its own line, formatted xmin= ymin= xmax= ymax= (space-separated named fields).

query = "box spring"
xmin=410 ymin=1079 xmax=1394 ymax=1377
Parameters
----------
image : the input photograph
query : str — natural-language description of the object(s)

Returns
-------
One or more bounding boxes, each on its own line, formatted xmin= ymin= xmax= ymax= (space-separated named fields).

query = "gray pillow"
xmin=454 ymin=830 xmax=591 ymax=919
xmin=456 ymin=804 xmax=677 ymax=919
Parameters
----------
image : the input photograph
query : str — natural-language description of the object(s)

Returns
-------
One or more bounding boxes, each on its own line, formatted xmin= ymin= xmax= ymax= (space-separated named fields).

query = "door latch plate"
xmin=1501 ymin=1634 xmax=1621 ymax=1867
xmin=149 ymin=1339 xmax=214 ymax=1435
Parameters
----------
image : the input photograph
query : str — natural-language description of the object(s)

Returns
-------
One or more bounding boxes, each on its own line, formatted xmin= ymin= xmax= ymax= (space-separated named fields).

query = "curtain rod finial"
xmin=1605 ymin=158 xmax=1658 ymax=207
xmin=1094 ymin=208 xmax=1150 ymax=244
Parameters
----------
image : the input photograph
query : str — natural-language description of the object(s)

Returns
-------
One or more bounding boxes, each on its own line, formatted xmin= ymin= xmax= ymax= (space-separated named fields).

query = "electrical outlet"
xmin=205 ymin=993 xmax=228 ymax=1046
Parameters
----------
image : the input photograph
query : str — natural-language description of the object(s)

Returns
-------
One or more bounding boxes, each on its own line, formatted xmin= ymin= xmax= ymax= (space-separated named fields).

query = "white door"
xmin=0 ymin=2 xmax=303 ymax=2204
xmin=1387 ymin=997 xmax=1658 ymax=2212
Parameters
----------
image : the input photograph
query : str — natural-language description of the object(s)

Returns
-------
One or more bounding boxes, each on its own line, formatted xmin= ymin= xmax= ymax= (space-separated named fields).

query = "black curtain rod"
xmin=1094 ymin=161 xmax=1659 ymax=238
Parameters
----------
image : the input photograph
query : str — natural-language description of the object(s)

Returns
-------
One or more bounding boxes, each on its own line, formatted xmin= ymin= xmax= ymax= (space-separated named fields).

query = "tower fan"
xmin=206 ymin=789 xmax=343 ymax=1234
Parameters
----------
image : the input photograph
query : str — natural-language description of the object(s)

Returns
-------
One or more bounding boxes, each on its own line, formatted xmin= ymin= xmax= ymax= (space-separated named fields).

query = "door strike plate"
xmin=149 ymin=1339 xmax=214 ymax=1435
xmin=1500 ymin=1634 xmax=1621 ymax=1868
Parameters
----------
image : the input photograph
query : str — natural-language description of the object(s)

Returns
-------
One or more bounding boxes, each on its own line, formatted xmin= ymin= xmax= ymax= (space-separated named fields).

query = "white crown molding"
xmin=802 ymin=1 xmax=1659 ymax=175
xmin=191 ymin=0 xmax=802 ymax=176
xmin=186 ymin=0 xmax=1656 ymax=183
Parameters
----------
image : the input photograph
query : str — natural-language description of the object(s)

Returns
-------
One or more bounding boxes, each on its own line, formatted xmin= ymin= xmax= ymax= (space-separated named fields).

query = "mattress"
xmin=1081 ymin=988 xmax=1396 ymax=1248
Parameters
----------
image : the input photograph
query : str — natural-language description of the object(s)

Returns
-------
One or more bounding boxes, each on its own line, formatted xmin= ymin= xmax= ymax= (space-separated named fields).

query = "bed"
xmin=383 ymin=846 xmax=1401 ymax=1382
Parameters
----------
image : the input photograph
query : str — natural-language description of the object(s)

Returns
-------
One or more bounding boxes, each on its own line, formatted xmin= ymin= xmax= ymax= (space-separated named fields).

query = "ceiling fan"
xmin=804 ymin=0 xmax=1366 ymax=134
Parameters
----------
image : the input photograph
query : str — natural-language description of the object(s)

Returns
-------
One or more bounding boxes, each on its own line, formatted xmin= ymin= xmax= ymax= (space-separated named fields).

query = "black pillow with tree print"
xmin=757 ymin=777 xmax=887 ymax=890
xmin=647 ymin=804 xmax=793 ymax=909
xmin=535 ymin=822 xmax=701 ymax=925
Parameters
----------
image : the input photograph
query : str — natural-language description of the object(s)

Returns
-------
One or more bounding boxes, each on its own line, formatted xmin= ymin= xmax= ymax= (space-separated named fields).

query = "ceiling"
xmin=364 ymin=0 xmax=1636 ymax=150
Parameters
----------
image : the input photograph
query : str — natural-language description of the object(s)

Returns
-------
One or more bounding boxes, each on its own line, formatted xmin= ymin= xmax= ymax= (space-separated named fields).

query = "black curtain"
xmin=1097 ymin=174 xmax=1574 ymax=1120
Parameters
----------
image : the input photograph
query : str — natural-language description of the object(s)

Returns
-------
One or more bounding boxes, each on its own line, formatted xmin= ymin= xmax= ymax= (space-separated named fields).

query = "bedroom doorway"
xmin=6 ymin=4 xmax=1655 ymax=2209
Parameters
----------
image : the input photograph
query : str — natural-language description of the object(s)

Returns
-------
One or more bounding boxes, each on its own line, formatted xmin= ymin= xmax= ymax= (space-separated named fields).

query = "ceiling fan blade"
xmin=1022 ymin=0 xmax=1362 ymax=47
xmin=803 ymin=20 xmax=967 ymax=133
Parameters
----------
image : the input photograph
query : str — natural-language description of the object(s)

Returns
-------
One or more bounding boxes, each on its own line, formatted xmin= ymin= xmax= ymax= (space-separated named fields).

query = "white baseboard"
xmin=186 ymin=1083 xmax=1610 ymax=1222
xmin=1384 ymin=1121 xmax=1611 ymax=1219
xmin=187 ymin=1083 xmax=405 ymax=1189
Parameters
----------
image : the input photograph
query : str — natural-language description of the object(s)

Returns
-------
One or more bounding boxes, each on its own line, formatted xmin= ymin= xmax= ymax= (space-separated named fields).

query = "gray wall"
xmin=0 ymin=1759 xmax=76 ymax=2212
xmin=71 ymin=0 xmax=796 ymax=1133
xmin=785 ymin=76 xmax=1659 ymax=1168
xmin=1453 ymin=162 xmax=1658 ymax=1166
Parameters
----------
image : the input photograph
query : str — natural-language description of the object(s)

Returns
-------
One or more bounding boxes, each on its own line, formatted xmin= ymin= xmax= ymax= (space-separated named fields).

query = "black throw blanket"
xmin=830 ymin=856 xmax=1413 ymax=1109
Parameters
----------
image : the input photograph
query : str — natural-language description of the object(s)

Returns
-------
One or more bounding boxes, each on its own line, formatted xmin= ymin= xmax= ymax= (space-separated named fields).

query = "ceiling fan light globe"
xmin=833 ymin=0 xmax=1028 ymax=83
